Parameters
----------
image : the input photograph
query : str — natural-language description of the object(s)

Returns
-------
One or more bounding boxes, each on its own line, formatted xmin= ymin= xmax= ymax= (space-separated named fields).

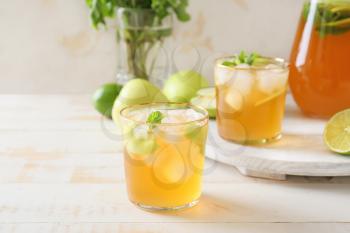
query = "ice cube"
xmin=152 ymin=144 xmax=187 ymax=184
xmin=161 ymin=110 xmax=183 ymax=124
xmin=155 ymin=125 xmax=185 ymax=143
xmin=232 ymin=65 xmax=255 ymax=96
xmin=215 ymin=65 xmax=234 ymax=86
xmin=184 ymin=109 xmax=204 ymax=121
xmin=154 ymin=109 xmax=205 ymax=143
xmin=132 ymin=124 xmax=149 ymax=140
xmin=257 ymin=65 xmax=288 ymax=94
xmin=127 ymin=108 xmax=151 ymax=122
xmin=162 ymin=109 xmax=203 ymax=124
xmin=224 ymin=88 xmax=244 ymax=112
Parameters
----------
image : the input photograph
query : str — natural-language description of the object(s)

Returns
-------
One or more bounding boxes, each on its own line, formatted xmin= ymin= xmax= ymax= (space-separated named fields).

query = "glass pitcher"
xmin=289 ymin=0 xmax=350 ymax=118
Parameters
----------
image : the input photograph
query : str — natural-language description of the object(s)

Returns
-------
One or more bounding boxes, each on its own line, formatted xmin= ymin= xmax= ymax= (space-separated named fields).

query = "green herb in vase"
xmin=86 ymin=0 xmax=191 ymax=83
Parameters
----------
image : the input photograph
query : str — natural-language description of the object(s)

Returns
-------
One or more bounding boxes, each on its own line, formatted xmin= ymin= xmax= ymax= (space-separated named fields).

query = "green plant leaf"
xmin=86 ymin=0 xmax=191 ymax=29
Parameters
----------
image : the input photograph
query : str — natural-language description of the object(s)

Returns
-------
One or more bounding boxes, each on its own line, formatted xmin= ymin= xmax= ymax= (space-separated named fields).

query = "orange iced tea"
xmin=289 ymin=0 xmax=350 ymax=118
xmin=120 ymin=103 xmax=208 ymax=211
xmin=215 ymin=56 xmax=289 ymax=144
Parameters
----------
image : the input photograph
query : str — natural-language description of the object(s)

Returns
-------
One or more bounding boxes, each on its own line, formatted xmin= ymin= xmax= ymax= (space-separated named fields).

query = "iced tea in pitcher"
xmin=290 ymin=0 xmax=350 ymax=118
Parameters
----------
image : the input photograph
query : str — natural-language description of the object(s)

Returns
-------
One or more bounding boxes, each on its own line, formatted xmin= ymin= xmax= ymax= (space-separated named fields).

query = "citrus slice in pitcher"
xmin=255 ymin=88 xmax=286 ymax=107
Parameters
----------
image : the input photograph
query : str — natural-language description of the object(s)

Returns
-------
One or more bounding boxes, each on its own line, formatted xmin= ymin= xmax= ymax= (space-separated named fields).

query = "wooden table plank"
xmin=0 ymin=151 xmax=348 ymax=184
xmin=1 ymin=223 xmax=350 ymax=233
xmin=0 ymin=183 xmax=349 ymax=223
xmin=0 ymin=131 xmax=120 ymax=154
xmin=0 ymin=95 xmax=113 ymax=131
xmin=1 ymin=94 xmax=350 ymax=232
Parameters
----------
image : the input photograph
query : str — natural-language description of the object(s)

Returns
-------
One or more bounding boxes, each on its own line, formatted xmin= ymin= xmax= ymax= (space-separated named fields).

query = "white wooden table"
xmin=1 ymin=94 xmax=350 ymax=233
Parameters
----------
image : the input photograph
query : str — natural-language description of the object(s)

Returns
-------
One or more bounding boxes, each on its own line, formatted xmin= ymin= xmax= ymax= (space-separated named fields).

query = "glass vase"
xmin=115 ymin=8 xmax=173 ymax=86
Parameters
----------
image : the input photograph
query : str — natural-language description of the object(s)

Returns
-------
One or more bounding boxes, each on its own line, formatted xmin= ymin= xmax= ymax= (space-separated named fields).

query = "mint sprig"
xmin=222 ymin=51 xmax=260 ymax=67
xmin=302 ymin=2 xmax=350 ymax=37
xmin=147 ymin=111 xmax=164 ymax=129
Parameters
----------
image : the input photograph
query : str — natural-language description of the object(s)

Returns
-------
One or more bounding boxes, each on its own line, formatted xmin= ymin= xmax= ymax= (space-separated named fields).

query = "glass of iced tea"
xmin=120 ymin=103 xmax=209 ymax=211
xmin=215 ymin=53 xmax=289 ymax=144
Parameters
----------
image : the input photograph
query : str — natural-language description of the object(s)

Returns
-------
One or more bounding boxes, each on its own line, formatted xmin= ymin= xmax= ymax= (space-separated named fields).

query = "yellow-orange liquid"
xmin=124 ymin=132 xmax=206 ymax=208
xmin=216 ymin=83 xmax=287 ymax=143
xmin=290 ymin=17 xmax=350 ymax=118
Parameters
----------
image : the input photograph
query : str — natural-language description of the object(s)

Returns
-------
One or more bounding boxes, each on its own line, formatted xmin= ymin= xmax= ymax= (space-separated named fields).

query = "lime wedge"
xmin=324 ymin=109 xmax=350 ymax=155
xmin=255 ymin=89 xmax=286 ymax=107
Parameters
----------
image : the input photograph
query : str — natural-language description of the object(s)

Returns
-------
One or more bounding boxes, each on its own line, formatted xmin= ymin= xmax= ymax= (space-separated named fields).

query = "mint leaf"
xmin=246 ymin=52 xmax=260 ymax=65
xmin=222 ymin=51 xmax=261 ymax=67
xmin=238 ymin=51 xmax=247 ymax=63
xmin=222 ymin=61 xmax=236 ymax=67
xmin=302 ymin=2 xmax=350 ymax=37
xmin=147 ymin=111 xmax=164 ymax=124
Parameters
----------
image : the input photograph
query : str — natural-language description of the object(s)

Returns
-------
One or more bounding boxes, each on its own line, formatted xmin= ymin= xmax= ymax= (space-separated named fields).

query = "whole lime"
xmin=93 ymin=83 xmax=123 ymax=119
xmin=163 ymin=70 xmax=209 ymax=103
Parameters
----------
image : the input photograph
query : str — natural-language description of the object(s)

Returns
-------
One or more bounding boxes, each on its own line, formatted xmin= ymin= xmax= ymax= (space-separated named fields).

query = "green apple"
xmin=112 ymin=79 xmax=168 ymax=126
xmin=163 ymin=70 xmax=209 ymax=103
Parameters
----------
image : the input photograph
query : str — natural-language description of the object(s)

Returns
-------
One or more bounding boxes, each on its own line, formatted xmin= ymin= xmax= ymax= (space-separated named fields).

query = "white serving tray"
xmin=205 ymin=95 xmax=350 ymax=180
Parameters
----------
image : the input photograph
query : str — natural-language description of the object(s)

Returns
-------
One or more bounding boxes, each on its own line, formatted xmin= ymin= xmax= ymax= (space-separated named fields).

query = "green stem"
xmin=124 ymin=38 xmax=158 ymax=80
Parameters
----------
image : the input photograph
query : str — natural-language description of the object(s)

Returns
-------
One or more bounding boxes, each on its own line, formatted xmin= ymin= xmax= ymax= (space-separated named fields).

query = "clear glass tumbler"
xmin=120 ymin=103 xmax=209 ymax=211
xmin=215 ymin=56 xmax=289 ymax=144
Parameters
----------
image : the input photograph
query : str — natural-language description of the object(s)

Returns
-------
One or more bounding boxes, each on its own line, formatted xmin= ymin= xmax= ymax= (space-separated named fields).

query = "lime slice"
xmin=191 ymin=96 xmax=216 ymax=118
xmin=252 ymin=57 xmax=270 ymax=67
xmin=197 ymin=87 xmax=215 ymax=98
xmin=125 ymin=124 xmax=157 ymax=160
xmin=255 ymin=89 xmax=286 ymax=107
xmin=323 ymin=109 xmax=350 ymax=155
xmin=185 ymin=123 xmax=208 ymax=153
xmin=126 ymin=137 xmax=157 ymax=160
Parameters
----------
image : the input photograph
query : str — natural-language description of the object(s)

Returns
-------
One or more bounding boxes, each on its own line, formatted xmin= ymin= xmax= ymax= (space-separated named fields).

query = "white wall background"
xmin=0 ymin=0 xmax=304 ymax=94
